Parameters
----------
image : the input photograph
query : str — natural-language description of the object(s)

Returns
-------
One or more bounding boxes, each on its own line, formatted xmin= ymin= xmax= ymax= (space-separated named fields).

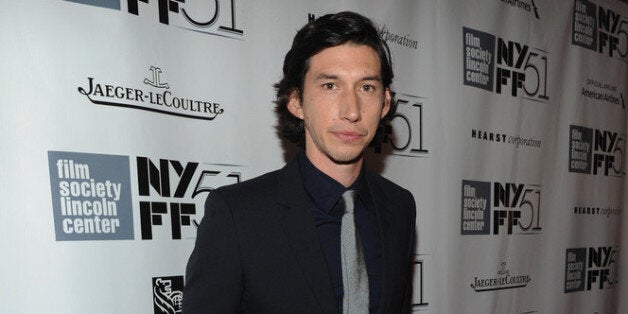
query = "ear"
xmin=287 ymin=90 xmax=304 ymax=120
xmin=381 ymin=88 xmax=391 ymax=118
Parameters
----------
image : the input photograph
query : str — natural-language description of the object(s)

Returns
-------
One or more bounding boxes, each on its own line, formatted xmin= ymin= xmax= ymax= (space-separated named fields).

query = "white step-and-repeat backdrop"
xmin=1 ymin=0 xmax=626 ymax=313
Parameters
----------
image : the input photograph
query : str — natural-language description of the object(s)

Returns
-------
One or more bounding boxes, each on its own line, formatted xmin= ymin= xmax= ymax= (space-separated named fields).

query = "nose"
xmin=341 ymin=90 xmax=361 ymax=122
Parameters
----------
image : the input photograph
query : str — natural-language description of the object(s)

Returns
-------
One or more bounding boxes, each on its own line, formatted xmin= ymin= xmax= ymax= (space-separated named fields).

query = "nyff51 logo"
xmin=565 ymin=246 xmax=618 ymax=293
xmin=411 ymin=255 xmax=429 ymax=311
xmin=463 ymin=27 xmax=549 ymax=102
xmin=374 ymin=93 xmax=429 ymax=158
xmin=569 ymin=125 xmax=625 ymax=177
xmin=65 ymin=0 xmax=243 ymax=38
xmin=137 ymin=156 xmax=243 ymax=240
xmin=572 ymin=0 xmax=627 ymax=61
xmin=461 ymin=180 xmax=542 ymax=235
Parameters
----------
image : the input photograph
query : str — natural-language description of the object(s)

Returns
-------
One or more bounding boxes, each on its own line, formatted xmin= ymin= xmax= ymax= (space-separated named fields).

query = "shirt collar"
xmin=297 ymin=151 xmax=371 ymax=213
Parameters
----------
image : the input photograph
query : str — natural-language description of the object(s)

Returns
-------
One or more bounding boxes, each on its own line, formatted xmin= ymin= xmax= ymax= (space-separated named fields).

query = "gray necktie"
xmin=340 ymin=190 xmax=369 ymax=313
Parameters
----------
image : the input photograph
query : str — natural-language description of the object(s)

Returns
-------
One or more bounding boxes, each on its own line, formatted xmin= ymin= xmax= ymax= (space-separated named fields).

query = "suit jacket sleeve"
xmin=401 ymin=189 xmax=417 ymax=314
xmin=183 ymin=190 xmax=242 ymax=313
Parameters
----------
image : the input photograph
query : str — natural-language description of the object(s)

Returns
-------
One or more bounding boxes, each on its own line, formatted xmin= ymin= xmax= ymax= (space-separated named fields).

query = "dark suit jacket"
xmin=183 ymin=158 xmax=416 ymax=314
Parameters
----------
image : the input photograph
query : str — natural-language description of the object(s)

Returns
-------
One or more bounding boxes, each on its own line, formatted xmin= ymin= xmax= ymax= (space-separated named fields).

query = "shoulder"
xmin=365 ymin=171 xmax=416 ymax=223
xmin=209 ymin=167 xmax=284 ymax=209
xmin=221 ymin=168 xmax=281 ymax=194
xmin=365 ymin=171 xmax=414 ymax=204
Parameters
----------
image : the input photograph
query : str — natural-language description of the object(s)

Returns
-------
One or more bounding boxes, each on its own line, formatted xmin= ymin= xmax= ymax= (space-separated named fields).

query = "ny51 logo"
xmin=411 ymin=255 xmax=429 ymax=311
xmin=595 ymin=5 xmax=627 ymax=59
xmin=493 ymin=182 xmax=542 ymax=235
xmin=374 ymin=94 xmax=429 ymax=158
xmin=137 ymin=156 xmax=242 ymax=240
xmin=128 ymin=0 xmax=243 ymax=37
xmin=495 ymin=38 xmax=549 ymax=102
xmin=591 ymin=130 xmax=625 ymax=177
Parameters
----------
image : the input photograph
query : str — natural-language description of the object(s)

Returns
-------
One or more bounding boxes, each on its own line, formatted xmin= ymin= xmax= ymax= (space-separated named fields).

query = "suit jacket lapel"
xmin=276 ymin=160 xmax=339 ymax=314
xmin=366 ymin=173 xmax=397 ymax=313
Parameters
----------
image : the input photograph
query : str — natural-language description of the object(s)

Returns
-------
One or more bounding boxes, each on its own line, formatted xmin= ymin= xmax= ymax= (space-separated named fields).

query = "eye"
xmin=361 ymin=84 xmax=376 ymax=92
xmin=322 ymin=83 xmax=336 ymax=90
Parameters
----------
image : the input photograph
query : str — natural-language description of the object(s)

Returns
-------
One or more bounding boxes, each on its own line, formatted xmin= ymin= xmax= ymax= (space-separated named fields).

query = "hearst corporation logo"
xmin=573 ymin=204 xmax=622 ymax=218
xmin=307 ymin=14 xmax=420 ymax=52
xmin=379 ymin=25 xmax=419 ymax=50
xmin=471 ymin=261 xmax=531 ymax=292
xmin=78 ymin=66 xmax=225 ymax=120
xmin=471 ymin=128 xmax=541 ymax=149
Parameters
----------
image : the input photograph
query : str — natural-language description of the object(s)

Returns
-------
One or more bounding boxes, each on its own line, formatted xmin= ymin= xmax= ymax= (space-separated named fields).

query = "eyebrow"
xmin=314 ymin=73 xmax=382 ymax=82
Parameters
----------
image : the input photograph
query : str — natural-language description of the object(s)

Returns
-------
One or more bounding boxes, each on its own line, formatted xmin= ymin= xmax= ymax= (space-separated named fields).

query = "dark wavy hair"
xmin=274 ymin=11 xmax=395 ymax=145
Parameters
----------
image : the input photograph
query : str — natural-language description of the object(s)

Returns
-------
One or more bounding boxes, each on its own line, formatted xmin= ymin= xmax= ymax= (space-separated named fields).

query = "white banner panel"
xmin=0 ymin=0 xmax=626 ymax=313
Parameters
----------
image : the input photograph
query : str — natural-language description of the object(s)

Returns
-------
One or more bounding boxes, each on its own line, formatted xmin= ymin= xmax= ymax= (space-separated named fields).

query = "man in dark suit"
xmin=183 ymin=11 xmax=416 ymax=314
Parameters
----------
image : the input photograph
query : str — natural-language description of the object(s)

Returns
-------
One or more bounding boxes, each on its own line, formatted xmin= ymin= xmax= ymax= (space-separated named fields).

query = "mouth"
xmin=331 ymin=130 xmax=366 ymax=143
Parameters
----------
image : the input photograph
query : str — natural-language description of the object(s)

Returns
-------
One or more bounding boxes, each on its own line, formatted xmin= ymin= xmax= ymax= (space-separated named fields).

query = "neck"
xmin=305 ymin=151 xmax=363 ymax=188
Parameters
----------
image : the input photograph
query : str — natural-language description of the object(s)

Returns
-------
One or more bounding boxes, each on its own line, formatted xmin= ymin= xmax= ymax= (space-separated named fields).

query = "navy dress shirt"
xmin=297 ymin=152 xmax=382 ymax=313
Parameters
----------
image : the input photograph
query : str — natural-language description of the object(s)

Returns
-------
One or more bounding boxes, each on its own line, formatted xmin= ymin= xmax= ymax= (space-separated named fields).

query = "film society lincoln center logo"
xmin=48 ymin=151 xmax=134 ymax=241
xmin=461 ymin=180 xmax=542 ymax=235
xmin=78 ymin=66 xmax=224 ymax=121
xmin=463 ymin=27 xmax=549 ymax=102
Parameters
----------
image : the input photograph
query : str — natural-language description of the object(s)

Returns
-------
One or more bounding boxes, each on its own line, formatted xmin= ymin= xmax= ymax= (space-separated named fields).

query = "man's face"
xmin=288 ymin=43 xmax=391 ymax=167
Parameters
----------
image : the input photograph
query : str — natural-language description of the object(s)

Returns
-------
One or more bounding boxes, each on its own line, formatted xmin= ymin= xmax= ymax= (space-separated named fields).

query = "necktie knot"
xmin=341 ymin=190 xmax=357 ymax=215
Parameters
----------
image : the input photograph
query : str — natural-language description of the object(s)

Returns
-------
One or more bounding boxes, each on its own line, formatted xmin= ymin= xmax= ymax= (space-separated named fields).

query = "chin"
xmin=327 ymin=149 xmax=365 ymax=165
